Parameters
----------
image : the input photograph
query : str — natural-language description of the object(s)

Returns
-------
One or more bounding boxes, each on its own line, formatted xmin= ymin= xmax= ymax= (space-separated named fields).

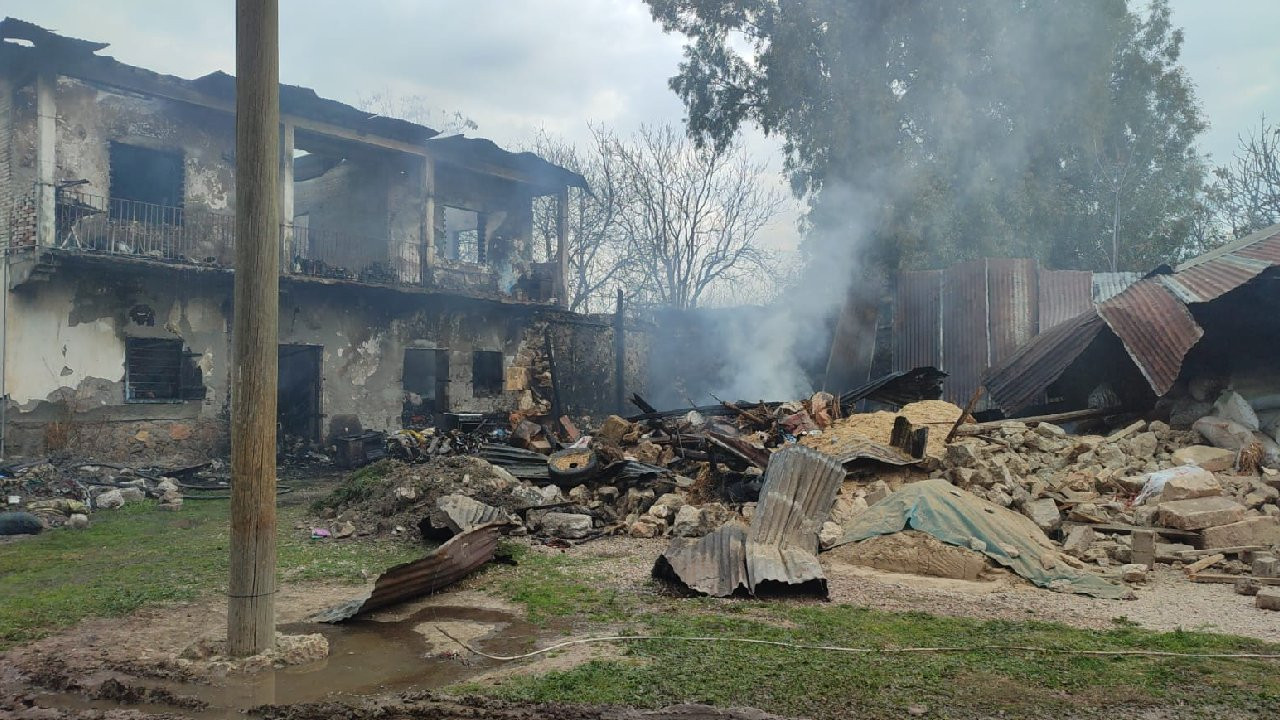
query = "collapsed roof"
xmin=0 ymin=17 xmax=585 ymax=192
xmin=984 ymin=223 xmax=1280 ymax=414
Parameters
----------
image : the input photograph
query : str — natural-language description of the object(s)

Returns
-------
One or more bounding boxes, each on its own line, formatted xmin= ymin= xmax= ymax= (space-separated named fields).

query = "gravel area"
xmin=554 ymin=536 xmax=1280 ymax=644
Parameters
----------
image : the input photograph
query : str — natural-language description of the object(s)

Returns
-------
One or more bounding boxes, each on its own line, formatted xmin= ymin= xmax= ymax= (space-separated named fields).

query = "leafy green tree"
xmin=645 ymin=0 xmax=1208 ymax=272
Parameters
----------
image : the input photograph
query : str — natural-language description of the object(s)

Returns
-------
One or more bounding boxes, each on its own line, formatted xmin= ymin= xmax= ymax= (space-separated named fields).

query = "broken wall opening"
xmin=471 ymin=350 xmax=503 ymax=397
xmin=439 ymin=205 xmax=484 ymax=264
xmin=108 ymin=141 xmax=185 ymax=215
xmin=403 ymin=347 xmax=449 ymax=425
xmin=278 ymin=344 xmax=322 ymax=444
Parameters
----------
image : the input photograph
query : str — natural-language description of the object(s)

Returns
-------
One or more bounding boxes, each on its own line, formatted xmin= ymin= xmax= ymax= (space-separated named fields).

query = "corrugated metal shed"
xmin=889 ymin=261 xmax=1136 ymax=406
xmin=984 ymin=223 xmax=1280 ymax=412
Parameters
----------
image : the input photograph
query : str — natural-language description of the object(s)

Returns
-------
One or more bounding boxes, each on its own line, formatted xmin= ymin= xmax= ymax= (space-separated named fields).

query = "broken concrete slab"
xmin=1156 ymin=496 xmax=1247 ymax=530
xmin=1172 ymin=445 xmax=1236 ymax=473
xmin=1200 ymin=516 xmax=1280 ymax=549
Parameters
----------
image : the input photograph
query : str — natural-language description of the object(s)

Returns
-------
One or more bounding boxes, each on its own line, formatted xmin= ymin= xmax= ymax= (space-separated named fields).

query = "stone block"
xmin=1026 ymin=498 xmax=1061 ymax=533
xmin=1200 ymin=516 xmax=1280 ymax=549
xmin=1252 ymin=554 xmax=1280 ymax=578
xmin=1172 ymin=445 xmax=1235 ymax=473
xmin=1158 ymin=467 xmax=1221 ymax=501
xmin=1156 ymin=496 xmax=1246 ymax=530
xmin=1062 ymin=525 xmax=1095 ymax=556
xmin=541 ymin=512 xmax=594 ymax=539
xmin=1257 ymin=588 xmax=1280 ymax=611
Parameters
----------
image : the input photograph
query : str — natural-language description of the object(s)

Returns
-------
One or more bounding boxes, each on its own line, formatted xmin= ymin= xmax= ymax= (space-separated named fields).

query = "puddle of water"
xmin=28 ymin=603 xmax=552 ymax=719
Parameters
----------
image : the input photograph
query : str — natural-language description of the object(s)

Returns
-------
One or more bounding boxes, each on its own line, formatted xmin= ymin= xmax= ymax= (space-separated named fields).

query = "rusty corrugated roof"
xmin=653 ymin=446 xmax=845 ymax=597
xmin=982 ymin=311 xmax=1107 ymax=413
xmin=313 ymin=522 xmax=506 ymax=622
xmin=1096 ymin=280 xmax=1204 ymax=396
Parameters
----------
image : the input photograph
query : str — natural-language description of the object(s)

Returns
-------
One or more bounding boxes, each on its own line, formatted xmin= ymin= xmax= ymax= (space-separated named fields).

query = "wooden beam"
xmin=228 ymin=0 xmax=280 ymax=657
xmin=1188 ymin=573 xmax=1280 ymax=586
xmin=955 ymin=406 xmax=1120 ymax=436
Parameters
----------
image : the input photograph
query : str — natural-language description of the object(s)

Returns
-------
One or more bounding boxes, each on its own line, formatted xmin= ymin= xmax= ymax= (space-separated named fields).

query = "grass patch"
xmin=480 ymin=543 xmax=640 ymax=624
xmin=310 ymin=460 xmax=393 ymax=512
xmin=470 ymin=601 xmax=1280 ymax=719
xmin=0 ymin=498 xmax=421 ymax=649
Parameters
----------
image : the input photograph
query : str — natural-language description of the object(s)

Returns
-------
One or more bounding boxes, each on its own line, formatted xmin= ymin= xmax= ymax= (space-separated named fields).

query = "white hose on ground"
xmin=434 ymin=626 xmax=1280 ymax=663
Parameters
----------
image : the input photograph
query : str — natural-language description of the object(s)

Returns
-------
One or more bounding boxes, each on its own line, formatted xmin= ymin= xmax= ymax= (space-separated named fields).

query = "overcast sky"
xmin=8 ymin=1 xmax=1279 ymax=254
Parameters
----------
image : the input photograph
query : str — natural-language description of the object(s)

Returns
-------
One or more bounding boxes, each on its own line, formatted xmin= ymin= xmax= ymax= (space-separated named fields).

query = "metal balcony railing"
xmin=290 ymin=224 xmax=425 ymax=287
xmin=54 ymin=189 xmax=235 ymax=265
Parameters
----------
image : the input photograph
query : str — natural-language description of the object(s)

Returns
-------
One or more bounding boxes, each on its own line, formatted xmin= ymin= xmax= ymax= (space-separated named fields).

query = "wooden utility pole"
xmin=228 ymin=0 xmax=280 ymax=657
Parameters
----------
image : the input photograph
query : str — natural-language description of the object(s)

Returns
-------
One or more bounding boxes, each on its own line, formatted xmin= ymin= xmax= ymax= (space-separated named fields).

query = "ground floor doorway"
xmin=278 ymin=344 xmax=323 ymax=445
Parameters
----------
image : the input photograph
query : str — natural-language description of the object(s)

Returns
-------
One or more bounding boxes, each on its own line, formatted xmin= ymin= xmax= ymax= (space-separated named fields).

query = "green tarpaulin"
xmin=832 ymin=479 xmax=1129 ymax=599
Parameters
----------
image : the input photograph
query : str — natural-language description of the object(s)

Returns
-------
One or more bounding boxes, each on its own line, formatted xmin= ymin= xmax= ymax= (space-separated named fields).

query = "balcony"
xmin=46 ymin=188 xmax=552 ymax=302
xmin=53 ymin=189 xmax=235 ymax=265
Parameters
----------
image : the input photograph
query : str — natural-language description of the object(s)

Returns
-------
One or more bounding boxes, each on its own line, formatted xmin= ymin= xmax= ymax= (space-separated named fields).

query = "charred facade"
xmin=0 ymin=18 xmax=642 ymax=462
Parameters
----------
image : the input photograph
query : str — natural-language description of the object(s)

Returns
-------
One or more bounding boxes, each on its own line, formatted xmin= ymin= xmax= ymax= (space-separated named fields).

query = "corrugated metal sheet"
xmin=653 ymin=446 xmax=845 ymax=597
xmin=1038 ymin=270 xmax=1093 ymax=330
xmin=1158 ymin=254 xmax=1271 ymax=303
xmin=893 ymin=270 xmax=942 ymax=372
xmin=837 ymin=366 xmax=946 ymax=411
xmin=313 ymin=522 xmax=506 ymax=622
xmin=982 ymin=311 xmax=1107 ymax=413
xmin=942 ymin=260 xmax=990 ymax=404
xmin=1092 ymin=272 xmax=1142 ymax=302
xmin=1097 ymin=280 xmax=1205 ymax=396
xmin=986 ymin=258 xmax=1038 ymax=365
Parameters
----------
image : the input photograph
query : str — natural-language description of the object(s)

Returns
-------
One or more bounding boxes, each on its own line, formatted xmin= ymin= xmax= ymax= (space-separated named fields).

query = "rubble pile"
xmin=932 ymin=413 xmax=1280 ymax=595
xmin=1 ymin=460 xmax=193 ymax=534
xmin=311 ymin=455 xmax=677 ymax=543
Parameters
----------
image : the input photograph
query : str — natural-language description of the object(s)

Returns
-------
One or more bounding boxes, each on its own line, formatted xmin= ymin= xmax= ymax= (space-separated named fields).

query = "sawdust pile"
xmin=800 ymin=400 xmax=963 ymax=458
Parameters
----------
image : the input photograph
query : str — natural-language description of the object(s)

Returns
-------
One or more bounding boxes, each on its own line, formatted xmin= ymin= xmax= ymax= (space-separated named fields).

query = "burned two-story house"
xmin=0 ymin=18 xmax=631 ymax=461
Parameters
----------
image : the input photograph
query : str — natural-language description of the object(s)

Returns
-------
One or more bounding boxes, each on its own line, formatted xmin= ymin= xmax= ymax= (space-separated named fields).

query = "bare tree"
xmin=356 ymin=89 xmax=478 ymax=135
xmin=1214 ymin=115 xmax=1280 ymax=238
xmin=611 ymin=125 xmax=782 ymax=310
xmin=528 ymin=127 xmax=634 ymax=313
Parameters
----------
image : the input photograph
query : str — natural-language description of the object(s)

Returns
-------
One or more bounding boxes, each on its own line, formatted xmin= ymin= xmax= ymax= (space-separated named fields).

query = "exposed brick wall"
xmin=0 ymin=74 xmax=13 ymax=249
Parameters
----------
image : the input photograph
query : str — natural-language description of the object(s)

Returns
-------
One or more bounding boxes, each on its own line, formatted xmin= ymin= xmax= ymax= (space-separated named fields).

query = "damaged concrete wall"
xmin=4 ymin=261 xmax=649 ymax=460
xmin=51 ymin=77 xmax=235 ymax=212
xmin=4 ymin=264 xmax=229 ymax=462
xmin=293 ymin=158 xmax=393 ymax=270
